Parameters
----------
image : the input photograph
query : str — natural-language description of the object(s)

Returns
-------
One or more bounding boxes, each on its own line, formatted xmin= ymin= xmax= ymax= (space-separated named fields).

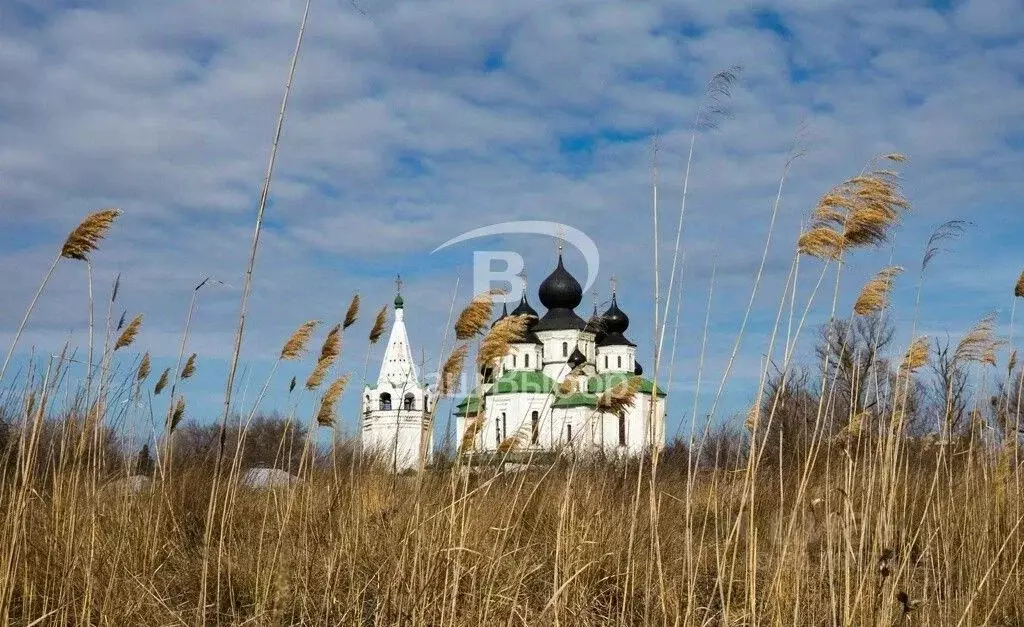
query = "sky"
xmin=1 ymin=0 xmax=1023 ymax=446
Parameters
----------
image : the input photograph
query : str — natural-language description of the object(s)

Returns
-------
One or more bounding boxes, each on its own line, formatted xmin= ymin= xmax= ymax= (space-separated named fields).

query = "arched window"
xmin=495 ymin=416 xmax=502 ymax=446
xmin=562 ymin=342 xmax=568 ymax=357
xmin=566 ymin=424 xmax=573 ymax=444
xmin=502 ymin=412 xmax=508 ymax=444
xmin=512 ymin=354 xmax=517 ymax=368
xmin=531 ymin=411 xmax=539 ymax=445
xmin=618 ymin=412 xmax=626 ymax=447
xmin=524 ymin=353 xmax=530 ymax=368
xmin=403 ymin=393 xmax=415 ymax=411
xmin=604 ymin=355 xmax=608 ymax=369
xmin=379 ymin=392 xmax=392 ymax=411
xmin=617 ymin=355 xmax=622 ymax=369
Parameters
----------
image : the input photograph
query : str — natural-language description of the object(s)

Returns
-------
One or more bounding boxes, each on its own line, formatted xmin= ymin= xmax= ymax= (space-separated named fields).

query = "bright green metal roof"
xmin=586 ymin=373 xmax=667 ymax=397
xmin=454 ymin=395 xmax=483 ymax=416
xmin=487 ymin=370 xmax=557 ymax=395
xmin=551 ymin=392 xmax=598 ymax=408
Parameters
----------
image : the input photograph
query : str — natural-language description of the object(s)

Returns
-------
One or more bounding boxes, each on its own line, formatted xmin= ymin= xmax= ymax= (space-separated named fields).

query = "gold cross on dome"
xmin=610 ymin=275 xmax=618 ymax=296
xmin=395 ymin=274 xmax=403 ymax=295
xmin=555 ymin=225 xmax=566 ymax=254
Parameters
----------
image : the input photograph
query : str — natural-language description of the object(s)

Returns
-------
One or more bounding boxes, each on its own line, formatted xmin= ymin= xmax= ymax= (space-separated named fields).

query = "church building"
xmin=361 ymin=280 xmax=434 ymax=472
xmin=453 ymin=252 xmax=667 ymax=459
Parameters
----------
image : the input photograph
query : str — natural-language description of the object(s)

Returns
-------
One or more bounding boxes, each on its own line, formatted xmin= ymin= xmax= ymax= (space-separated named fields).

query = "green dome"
xmin=394 ymin=293 xmax=404 ymax=308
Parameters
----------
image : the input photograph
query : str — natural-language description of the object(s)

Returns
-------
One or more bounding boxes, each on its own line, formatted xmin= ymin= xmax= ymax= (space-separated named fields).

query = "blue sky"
xmin=1 ymin=0 xmax=1023 ymax=445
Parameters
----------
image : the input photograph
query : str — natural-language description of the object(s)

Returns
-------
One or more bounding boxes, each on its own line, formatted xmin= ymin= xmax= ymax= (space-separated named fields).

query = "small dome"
xmin=568 ymin=347 xmax=586 ymax=369
xmin=602 ymin=293 xmax=629 ymax=334
xmin=394 ymin=293 xmax=404 ymax=309
xmin=491 ymin=302 xmax=509 ymax=328
xmin=538 ymin=255 xmax=583 ymax=311
xmin=634 ymin=360 xmax=643 ymax=376
xmin=511 ymin=294 xmax=539 ymax=320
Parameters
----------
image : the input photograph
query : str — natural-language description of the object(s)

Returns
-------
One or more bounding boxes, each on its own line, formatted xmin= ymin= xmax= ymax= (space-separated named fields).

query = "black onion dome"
xmin=568 ymin=347 xmax=586 ymax=369
xmin=538 ymin=255 xmax=583 ymax=310
xmin=634 ymin=360 xmax=643 ymax=376
xmin=602 ymin=294 xmax=629 ymax=334
xmin=508 ymin=294 xmax=543 ymax=343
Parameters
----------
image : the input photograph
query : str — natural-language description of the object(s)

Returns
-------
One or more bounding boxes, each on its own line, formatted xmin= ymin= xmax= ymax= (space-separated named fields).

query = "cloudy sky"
xmin=2 ymin=0 xmax=1022 ymax=443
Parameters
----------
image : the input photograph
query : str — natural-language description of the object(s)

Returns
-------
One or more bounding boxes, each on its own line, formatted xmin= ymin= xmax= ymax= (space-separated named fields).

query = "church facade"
xmin=361 ymin=255 xmax=667 ymax=471
xmin=454 ymin=254 xmax=667 ymax=459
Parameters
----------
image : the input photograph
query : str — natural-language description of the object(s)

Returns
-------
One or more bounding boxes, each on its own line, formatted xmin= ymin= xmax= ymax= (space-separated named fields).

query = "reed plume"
xmin=280 ymin=320 xmax=320 ymax=360
xmin=497 ymin=435 xmax=520 ymax=453
xmin=922 ymin=220 xmax=971 ymax=271
xmin=954 ymin=313 xmax=1004 ymax=366
xmin=154 ymin=368 xmax=170 ymax=395
xmin=343 ymin=294 xmax=360 ymax=329
xmin=455 ymin=291 xmax=501 ymax=340
xmin=61 ymin=208 xmax=122 ymax=261
xmin=136 ymin=353 xmax=151 ymax=381
xmin=289 ymin=376 xmax=296 ymax=393
xmin=596 ymin=376 xmax=641 ymax=413
xmin=116 ymin=310 xmax=126 ymax=331
xmin=181 ymin=353 xmax=197 ymax=379
xmin=169 ymin=397 xmax=185 ymax=433
xmin=316 ymin=375 xmax=349 ymax=427
xmin=369 ymin=306 xmax=388 ymax=344
xmin=1009 ymin=350 xmax=1018 ymax=377
xmin=438 ymin=344 xmax=468 ymax=397
xmin=478 ymin=314 xmax=531 ymax=368
xmin=459 ymin=416 xmax=485 ymax=454
xmin=1015 ymin=270 xmax=1024 ymax=299
xmin=798 ymin=156 xmax=910 ymax=260
xmin=114 ymin=314 xmax=142 ymax=350
xmin=306 ymin=324 xmax=341 ymax=390
xmin=900 ymin=336 xmax=929 ymax=374
xmin=854 ymin=266 xmax=903 ymax=315
xmin=744 ymin=404 xmax=759 ymax=432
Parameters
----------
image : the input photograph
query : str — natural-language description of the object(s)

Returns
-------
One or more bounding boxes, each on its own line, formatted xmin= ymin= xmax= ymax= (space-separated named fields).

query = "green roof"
xmin=488 ymin=370 xmax=557 ymax=395
xmin=552 ymin=392 xmax=598 ymax=409
xmin=587 ymin=373 xmax=667 ymax=397
xmin=454 ymin=395 xmax=483 ymax=416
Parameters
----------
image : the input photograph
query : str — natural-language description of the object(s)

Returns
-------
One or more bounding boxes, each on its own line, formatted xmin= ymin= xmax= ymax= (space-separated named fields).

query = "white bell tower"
xmin=361 ymin=275 xmax=434 ymax=472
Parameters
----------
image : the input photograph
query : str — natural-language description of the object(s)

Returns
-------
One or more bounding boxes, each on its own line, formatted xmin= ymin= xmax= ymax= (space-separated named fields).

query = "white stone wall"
xmin=595 ymin=345 xmax=636 ymax=374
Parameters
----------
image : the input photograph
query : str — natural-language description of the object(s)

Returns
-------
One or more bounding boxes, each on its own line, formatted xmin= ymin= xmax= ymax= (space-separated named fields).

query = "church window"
xmin=618 ymin=413 xmax=626 ymax=446
xmin=604 ymin=356 xmax=608 ymax=369
xmin=524 ymin=354 xmax=530 ymax=368
xmin=566 ymin=424 xmax=573 ymax=443
xmin=379 ymin=393 xmax=392 ymax=411
xmin=617 ymin=355 xmax=622 ymax=369
xmin=562 ymin=342 xmax=568 ymax=357
xmin=403 ymin=393 xmax=415 ymax=411
xmin=496 ymin=416 xmax=502 ymax=446
xmin=531 ymin=411 xmax=539 ymax=445
xmin=502 ymin=413 xmax=508 ymax=444
xmin=512 ymin=355 xmax=517 ymax=368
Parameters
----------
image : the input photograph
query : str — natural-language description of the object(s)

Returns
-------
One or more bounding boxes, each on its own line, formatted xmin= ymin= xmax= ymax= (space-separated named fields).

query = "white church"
xmin=362 ymin=255 xmax=667 ymax=471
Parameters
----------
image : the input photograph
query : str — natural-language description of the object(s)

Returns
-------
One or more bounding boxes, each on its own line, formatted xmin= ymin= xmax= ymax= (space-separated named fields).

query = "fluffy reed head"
xmin=458 ymin=416 xmax=485 ymax=454
xmin=289 ymin=376 xmax=296 ymax=393
xmin=799 ymin=158 xmax=909 ymax=260
xmin=455 ymin=291 xmax=502 ymax=341
xmin=136 ymin=353 xmax=151 ymax=381
xmin=854 ymin=266 xmax=903 ymax=315
xmin=1015 ymin=270 xmax=1024 ymax=299
xmin=306 ymin=324 xmax=342 ymax=390
xmin=369 ymin=306 xmax=388 ymax=344
xmin=1009 ymin=350 xmax=1018 ymax=377
xmin=114 ymin=314 xmax=142 ymax=350
xmin=438 ymin=344 xmax=468 ymax=397
xmin=954 ymin=313 xmax=1004 ymax=366
xmin=497 ymin=435 xmax=520 ymax=453
xmin=154 ymin=368 xmax=170 ymax=395
xmin=596 ymin=376 xmax=641 ymax=413
xmin=61 ymin=208 xmax=122 ymax=261
xmin=744 ymin=405 xmax=759 ymax=432
xmin=181 ymin=353 xmax=197 ymax=379
xmin=116 ymin=310 xmax=126 ymax=331
xmin=169 ymin=397 xmax=185 ymax=433
xmin=343 ymin=294 xmax=360 ymax=329
xmin=900 ymin=336 xmax=929 ymax=374
xmin=316 ymin=375 xmax=350 ymax=427
xmin=280 ymin=320 xmax=320 ymax=360
xmin=478 ymin=314 xmax=531 ymax=368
